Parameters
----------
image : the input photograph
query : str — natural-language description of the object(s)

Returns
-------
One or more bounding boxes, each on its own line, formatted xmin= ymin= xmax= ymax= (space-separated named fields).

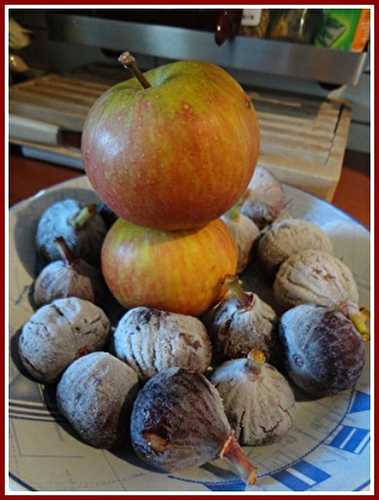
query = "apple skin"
xmin=101 ymin=218 xmax=238 ymax=316
xmin=82 ymin=61 xmax=260 ymax=230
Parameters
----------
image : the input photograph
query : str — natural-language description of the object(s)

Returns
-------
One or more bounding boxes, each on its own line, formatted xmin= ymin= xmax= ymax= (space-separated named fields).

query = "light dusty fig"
xmin=279 ymin=304 xmax=367 ymax=398
xmin=57 ymin=352 xmax=139 ymax=448
xmin=221 ymin=210 xmax=260 ymax=273
xmin=241 ymin=167 xmax=286 ymax=229
xmin=36 ymin=199 xmax=107 ymax=265
xmin=211 ymin=351 xmax=295 ymax=445
xmin=204 ymin=278 xmax=277 ymax=361
xmin=113 ymin=307 xmax=212 ymax=380
xmin=258 ymin=219 xmax=333 ymax=275
xmin=130 ymin=368 xmax=257 ymax=484
xmin=19 ymin=298 xmax=110 ymax=383
xmin=274 ymin=250 xmax=359 ymax=309
xmin=33 ymin=237 xmax=106 ymax=307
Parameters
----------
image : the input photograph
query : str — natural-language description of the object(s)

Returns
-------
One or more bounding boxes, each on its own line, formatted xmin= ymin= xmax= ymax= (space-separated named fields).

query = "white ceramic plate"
xmin=9 ymin=176 xmax=370 ymax=492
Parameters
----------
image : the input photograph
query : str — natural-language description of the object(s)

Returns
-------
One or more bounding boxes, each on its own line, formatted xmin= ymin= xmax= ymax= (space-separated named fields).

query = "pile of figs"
xmin=18 ymin=53 xmax=369 ymax=486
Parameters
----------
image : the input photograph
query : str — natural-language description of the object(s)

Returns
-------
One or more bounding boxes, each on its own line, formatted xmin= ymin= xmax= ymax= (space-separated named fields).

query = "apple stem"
xmin=54 ymin=236 xmax=76 ymax=266
xmin=220 ymin=433 xmax=257 ymax=485
xmin=71 ymin=204 xmax=97 ymax=230
xmin=118 ymin=51 xmax=151 ymax=89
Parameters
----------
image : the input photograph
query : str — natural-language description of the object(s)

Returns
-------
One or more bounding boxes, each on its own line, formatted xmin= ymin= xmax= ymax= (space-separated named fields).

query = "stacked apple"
xmin=82 ymin=52 xmax=260 ymax=316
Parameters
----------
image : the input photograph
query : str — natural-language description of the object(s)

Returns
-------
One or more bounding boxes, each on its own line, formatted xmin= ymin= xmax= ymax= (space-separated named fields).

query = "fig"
xmin=211 ymin=351 xmax=295 ymax=445
xmin=273 ymin=250 xmax=369 ymax=337
xmin=33 ymin=237 xmax=106 ymax=307
xmin=257 ymin=219 xmax=333 ymax=275
xmin=36 ymin=199 xmax=107 ymax=265
xmin=97 ymin=202 xmax=117 ymax=229
xmin=19 ymin=298 xmax=110 ymax=383
xmin=241 ymin=167 xmax=286 ymax=229
xmin=204 ymin=278 xmax=277 ymax=361
xmin=221 ymin=207 xmax=260 ymax=273
xmin=130 ymin=367 xmax=257 ymax=484
xmin=113 ymin=307 xmax=212 ymax=380
xmin=57 ymin=352 xmax=139 ymax=448
xmin=279 ymin=304 xmax=367 ymax=398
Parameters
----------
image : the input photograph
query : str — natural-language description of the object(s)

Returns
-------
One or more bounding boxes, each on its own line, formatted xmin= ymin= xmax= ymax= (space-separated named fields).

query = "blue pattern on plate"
xmin=271 ymin=460 xmax=330 ymax=491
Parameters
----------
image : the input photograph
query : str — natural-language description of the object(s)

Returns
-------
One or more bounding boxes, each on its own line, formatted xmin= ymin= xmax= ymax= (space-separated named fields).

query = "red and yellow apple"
xmin=82 ymin=58 xmax=260 ymax=230
xmin=101 ymin=218 xmax=237 ymax=316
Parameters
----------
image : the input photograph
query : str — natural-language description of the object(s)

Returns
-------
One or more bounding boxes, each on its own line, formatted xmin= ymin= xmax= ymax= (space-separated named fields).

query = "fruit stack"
xmin=81 ymin=52 xmax=260 ymax=316
xmin=17 ymin=53 xmax=369 ymax=488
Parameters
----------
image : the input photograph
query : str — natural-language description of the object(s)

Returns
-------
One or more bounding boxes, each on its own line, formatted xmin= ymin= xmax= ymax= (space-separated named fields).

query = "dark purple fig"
xmin=130 ymin=368 xmax=257 ymax=484
xmin=33 ymin=237 xmax=106 ymax=307
xmin=113 ymin=307 xmax=212 ymax=380
xmin=204 ymin=278 xmax=277 ymax=362
xmin=97 ymin=202 xmax=117 ymax=229
xmin=36 ymin=199 xmax=107 ymax=265
xmin=211 ymin=351 xmax=295 ymax=445
xmin=57 ymin=352 xmax=139 ymax=448
xmin=279 ymin=304 xmax=367 ymax=398
xmin=19 ymin=297 xmax=110 ymax=383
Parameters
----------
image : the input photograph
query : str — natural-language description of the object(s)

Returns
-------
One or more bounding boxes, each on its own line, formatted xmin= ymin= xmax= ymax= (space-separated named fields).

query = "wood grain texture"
xmin=10 ymin=75 xmax=351 ymax=202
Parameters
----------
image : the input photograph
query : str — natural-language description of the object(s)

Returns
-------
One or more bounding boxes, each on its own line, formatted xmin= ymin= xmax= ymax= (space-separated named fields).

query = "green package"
xmin=314 ymin=9 xmax=362 ymax=50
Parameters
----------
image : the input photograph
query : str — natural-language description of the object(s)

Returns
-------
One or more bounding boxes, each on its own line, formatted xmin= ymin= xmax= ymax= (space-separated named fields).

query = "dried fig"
xmin=97 ymin=202 xmax=117 ymax=229
xmin=221 ymin=208 xmax=260 ymax=273
xmin=211 ymin=351 xmax=295 ymax=445
xmin=36 ymin=199 xmax=107 ymax=265
xmin=130 ymin=368 xmax=257 ymax=484
xmin=279 ymin=304 xmax=367 ymax=398
xmin=19 ymin=298 xmax=110 ymax=383
xmin=241 ymin=167 xmax=286 ymax=229
xmin=258 ymin=219 xmax=333 ymax=275
xmin=33 ymin=237 xmax=106 ymax=307
xmin=57 ymin=352 xmax=139 ymax=448
xmin=113 ymin=307 xmax=212 ymax=380
xmin=204 ymin=278 xmax=277 ymax=361
xmin=273 ymin=250 xmax=369 ymax=336
xmin=274 ymin=249 xmax=358 ymax=308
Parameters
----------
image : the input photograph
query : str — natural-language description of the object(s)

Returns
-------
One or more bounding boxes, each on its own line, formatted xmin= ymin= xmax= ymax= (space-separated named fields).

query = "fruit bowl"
xmin=9 ymin=176 xmax=370 ymax=492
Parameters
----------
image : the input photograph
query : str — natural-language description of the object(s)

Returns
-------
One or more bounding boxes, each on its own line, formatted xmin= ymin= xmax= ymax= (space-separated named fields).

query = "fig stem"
xmin=224 ymin=276 xmax=253 ymax=309
xmin=118 ymin=51 xmax=151 ymax=89
xmin=220 ymin=433 xmax=257 ymax=485
xmin=340 ymin=302 xmax=370 ymax=342
xmin=226 ymin=199 xmax=244 ymax=221
xmin=71 ymin=204 xmax=97 ymax=230
xmin=246 ymin=350 xmax=266 ymax=371
xmin=350 ymin=310 xmax=370 ymax=342
xmin=54 ymin=236 xmax=76 ymax=266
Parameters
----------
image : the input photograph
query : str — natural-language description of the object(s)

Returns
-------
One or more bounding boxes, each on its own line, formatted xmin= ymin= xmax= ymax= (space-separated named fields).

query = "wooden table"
xmin=9 ymin=149 xmax=370 ymax=229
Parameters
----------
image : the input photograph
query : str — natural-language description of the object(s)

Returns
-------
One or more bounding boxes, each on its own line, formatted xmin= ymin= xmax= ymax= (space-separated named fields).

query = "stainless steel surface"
xmin=47 ymin=14 xmax=367 ymax=86
xmin=21 ymin=145 xmax=84 ymax=170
